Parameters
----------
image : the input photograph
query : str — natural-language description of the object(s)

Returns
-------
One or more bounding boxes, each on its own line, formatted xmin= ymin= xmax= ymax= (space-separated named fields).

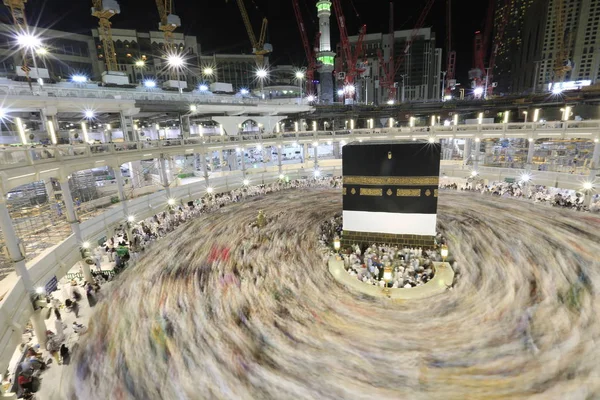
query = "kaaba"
xmin=342 ymin=141 xmax=441 ymax=248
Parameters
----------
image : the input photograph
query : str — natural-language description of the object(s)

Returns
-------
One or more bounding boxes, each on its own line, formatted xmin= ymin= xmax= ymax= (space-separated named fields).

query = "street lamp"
xmin=295 ymin=70 xmax=305 ymax=102
xmin=135 ymin=60 xmax=145 ymax=67
xmin=256 ymin=68 xmax=268 ymax=99
xmin=440 ymin=244 xmax=449 ymax=262
xmin=203 ymin=67 xmax=214 ymax=76
xmin=144 ymin=80 xmax=156 ymax=88
xmin=333 ymin=236 xmax=341 ymax=251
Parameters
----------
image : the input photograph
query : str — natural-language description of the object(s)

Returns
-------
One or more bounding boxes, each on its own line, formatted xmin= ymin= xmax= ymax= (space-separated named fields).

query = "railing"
xmin=0 ymin=80 xmax=314 ymax=107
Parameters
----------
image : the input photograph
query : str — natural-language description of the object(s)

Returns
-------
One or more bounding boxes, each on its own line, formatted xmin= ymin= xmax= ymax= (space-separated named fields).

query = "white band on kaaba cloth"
xmin=343 ymin=211 xmax=437 ymax=236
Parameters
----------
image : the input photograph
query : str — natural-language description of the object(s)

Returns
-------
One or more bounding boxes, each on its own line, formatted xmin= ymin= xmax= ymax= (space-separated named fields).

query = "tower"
xmin=316 ymin=0 xmax=335 ymax=103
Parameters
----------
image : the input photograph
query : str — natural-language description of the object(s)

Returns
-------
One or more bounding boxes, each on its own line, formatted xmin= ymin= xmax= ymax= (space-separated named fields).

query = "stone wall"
xmin=342 ymin=230 xmax=435 ymax=248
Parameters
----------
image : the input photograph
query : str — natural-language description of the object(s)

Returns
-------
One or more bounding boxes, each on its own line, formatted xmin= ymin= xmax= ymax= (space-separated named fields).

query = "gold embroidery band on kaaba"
xmin=342 ymin=187 xmax=347 ymax=195
xmin=359 ymin=188 xmax=383 ymax=196
xmin=396 ymin=189 xmax=421 ymax=197
xmin=343 ymin=176 xmax=439 ymax=186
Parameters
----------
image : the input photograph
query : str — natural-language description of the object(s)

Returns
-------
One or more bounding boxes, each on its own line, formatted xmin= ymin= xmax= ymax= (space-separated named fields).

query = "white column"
xmin=463 ymin=139 xmax=472 ymax=165
xmin=44 ymin=178 xmax=56 ymax=203
xmin=113 ymin=165 xmax=129 ymax=215
xmin=0 ymin=199 xmax=48 ymax=348
xmin=159 ymin=156 xmax=172 ymax=197
xmin=129 ymin=161 xmax=142 ymax=189
xmin=59 ymin=178 xmax=93 ymax=283
xmin=303 ymin=143 xmax=309 ymax=163
xmin=313 ymin=143 xmax=319 ymax=168
xmin=241 ymin=149 xmax=247 ymax=178
xmin=277 ymin=145 xmax=283 ymax=174
xmin=526 ymin=138 xmax=535 ymax=169
xmin=219 ymin=150 xmax=224 ymax=170
xmin=201 ymin=152 xmax=209 ymax=186
xmin=585 ymin=140 xmax=600 ymax=207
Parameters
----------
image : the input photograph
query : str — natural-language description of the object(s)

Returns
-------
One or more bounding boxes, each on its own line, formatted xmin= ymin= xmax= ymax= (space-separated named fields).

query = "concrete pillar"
xmin=463 ymin=139 xmax=472 ymax=165
xmin=526 ymin=138 xmax=535 ymax=170
xmin=194 ymin=153 xmax=201 ymax=171
xmin=219 ymin=150 xmax=224 ymax=170
xmin=159 ymin=156 xmax=172 ymax=197
xmin=0 ymin=198 xmax=48 ymax=348
xmin=0 ymin=199 xmax=33 ymax=290
xmin=113 ymin=165 xmax=129 ymax=215
xmin=58 ymin=178 xmax=93 ymax=283
xmin=130 ymin=117 xmax=139 ymax=142
xmin=241 ymin=149 xmax=247 ymax=178
xmin=129 ymin=160 xmax=142 ymax=189
xmin=277 ymin=145 xmax=283 ymax=174
xmin=584 ymin=140 xmax=600 ymax=207
xmin=181 ymin=115 xmax=190 ymax=139
xmin=201 ymin=152 xmax=209 ymax=186
xmin=44 ymin=178 xmax=56 ymax=203
xmin=303 ymin=143 xmax=309 ymax=163
xmin=333 ymin=141 xmax=341 ymax=159
xmin=313 ymin=142 xmax=319 ymax=168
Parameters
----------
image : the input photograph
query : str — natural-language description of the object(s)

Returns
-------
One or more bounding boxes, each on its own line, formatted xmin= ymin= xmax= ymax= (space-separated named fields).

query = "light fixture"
xmin=81 ymin=122 xmax=89 ymax=142
xmin=387 ymin=100 xmax=394 ymax=105
xmin=203 ymin=67 xmax=214 ymax=75
xmin=333 ymin=236 xmax=341 ymax=251
xmin=279 ymin=174 xmax=285 ymax=179
xmin=345 ymin=84 xmax=356 ymax=93
xmin=528 ymin=137 xmax=534 ymax=142
xmin=256 ymin=68 xmax=268 ymax=78
xmin=552 ymin=86 xmax=563 ymax=95
xmin=314 ymin=170 xmax=321 ymax=177
xmin=167 ymin=54 xmax=184 ymax=68
xmin=582 ymin=181 xmax=593 ymax=191
xmin=312 ymin=141 xmax=318 ymax=147
xmin=306 ymin=95 xmax=315 ymax=102
xmin=190 ymin=104 xmax=197 ymax=112
xmin=36 ymin=287 xmax=44 ymax=294
xmin=471 ymin=170 xmax=478 ymax=177
xmin=36 ymin=47 xmax=48 ymax=55
xmin=295 ymin=70 xmax=305 ymax=79
xmin=127 ymin=215 xmax=135 ymax=223
xmin=337 ymin=89 xmax=344 ymax=96
xmin=473 ymin=87 xmax=484 ymax=96
xmin=256 ymin=144 xmax=262 ymax=150
xmin=16 ymin=33 xmax=41 ymax=49
xmin=533 ymin=109 xmax=540 ymax=122
xmin=243 ymin=179 xmax=250 ymax=186
xmin=503 ymin=111 xmax=510 ymax=124
xmin=0 ymin=109 xmax=6 ymax=119
xmin=428 ymin=137 xmax=435 ymax=143
xmin=440 ymin=244 xmax=449 ymax=262
xmin=236 ymin=147 xmax=241 ymax=153
xmin=520 ymin=173 xmax=531 ymax=183
xmin=453 ymin=114 xmax=458 ymax=126
xmin=82 ymin=241 xmax=91 ymax=249
xmin=240 ymin=88 xmax=249 ymax=95
xmin=207 ymin=187 xmax=214 ymax=194
xmin=199 ymin=84 xmax=209 ymax=91
xmin=478 ymin=113 xmax=483 ymax=124
xmin=72 ymin=75 xmax=87 ymax=83
xmin=167 ymin=198 xmax=176 ymax=206
xmin=144 ymin=80 xmax=156 ymax=88
xmin=135 ymin=60 xmax=145 ymax=67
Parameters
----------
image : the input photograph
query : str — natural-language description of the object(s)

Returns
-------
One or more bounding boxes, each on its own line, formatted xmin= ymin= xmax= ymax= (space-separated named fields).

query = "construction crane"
xmin=4 ymin=0 xmax=34 ymax=88
xmin=445 ymin=0 xmax=456 ymax=97
xmin=553 ymin=0 xmax=573 ymax=86
xmin=155 ymin=0 xmax=181 ymax=53
xmin=91 ymin=0 xmax=120 ymax=72
xmin=226 ymin=0 xmax=272 ymax=66
xmin=378 ymin=0 xmax=435 ymax=103
xmin=331 ymin=0 xmax=366 ymax=103
xmin=469 ymin=0 xmax=511 ymax=98
xmin=292 ymin=0 xmax=320 ymax=94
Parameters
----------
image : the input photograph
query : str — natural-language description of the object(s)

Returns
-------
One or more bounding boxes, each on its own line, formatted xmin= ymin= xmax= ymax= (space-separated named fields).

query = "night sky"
xmin=5 ymin=0 xmax=485 ymax=84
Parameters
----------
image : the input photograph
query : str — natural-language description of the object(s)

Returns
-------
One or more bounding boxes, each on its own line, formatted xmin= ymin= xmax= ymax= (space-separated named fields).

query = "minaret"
xmin=316 ymin=0 xmax=335 ymax=104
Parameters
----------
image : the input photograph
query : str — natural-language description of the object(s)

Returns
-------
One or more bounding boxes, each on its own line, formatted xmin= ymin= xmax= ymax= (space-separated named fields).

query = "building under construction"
xmin=341 ymin=28 xmax=442 ymax=105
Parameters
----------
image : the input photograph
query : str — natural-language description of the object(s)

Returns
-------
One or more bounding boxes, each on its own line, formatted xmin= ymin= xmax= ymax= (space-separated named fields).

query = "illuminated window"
xmin=126 ymin=53 xmax=132 ymax=57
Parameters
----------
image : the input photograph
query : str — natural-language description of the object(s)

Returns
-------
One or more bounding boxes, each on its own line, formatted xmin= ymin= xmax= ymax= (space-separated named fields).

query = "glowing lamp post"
xmin=441 ymin=244 xmax=449 ymax=262
xmin=333 ymin=236 xmax=341 ymax=252
xmin=383 ymin=266 xmax=393 ymax=294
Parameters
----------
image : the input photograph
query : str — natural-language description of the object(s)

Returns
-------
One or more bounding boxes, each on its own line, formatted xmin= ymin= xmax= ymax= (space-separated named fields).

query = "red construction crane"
xmin=469 ymin=0 xmax=511 ymax=97
xmin=331 ymin=0 xmax=366 ymax=103
xmin=292 ymin=0 xmax=320 ymax=95
xmin=378 ymin=0 xmax=436 ymax=103
xmin=445 ymin=0 xmax=456 ymax=97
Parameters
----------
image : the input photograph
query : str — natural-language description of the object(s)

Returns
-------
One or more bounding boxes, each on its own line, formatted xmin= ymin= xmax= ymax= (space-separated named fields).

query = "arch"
xmin=240 ymin=119 xmax=260 ymax=134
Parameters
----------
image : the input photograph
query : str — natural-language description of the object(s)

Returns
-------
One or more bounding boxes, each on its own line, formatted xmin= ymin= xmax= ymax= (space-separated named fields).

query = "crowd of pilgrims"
xmin=95 ymin=177 xmax=344 ymax=271
xmin=439 ymin=180 xmax=600 ymax=212
xmin=318 ymin=214 xmax=452 ymax=289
